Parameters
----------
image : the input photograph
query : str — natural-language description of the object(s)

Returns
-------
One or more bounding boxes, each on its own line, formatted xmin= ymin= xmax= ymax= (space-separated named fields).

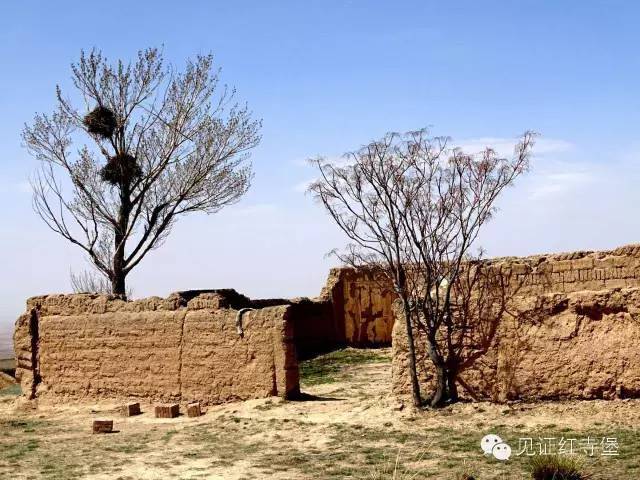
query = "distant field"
xmin=0 ymin=327 xmax=13 ymax=359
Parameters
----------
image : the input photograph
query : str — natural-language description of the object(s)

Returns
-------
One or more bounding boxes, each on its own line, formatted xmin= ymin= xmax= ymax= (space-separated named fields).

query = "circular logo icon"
xmin=480 ymin=434 xmax=503 ymax=455
xmin=492 ymin=442 xmax=512 ymax=461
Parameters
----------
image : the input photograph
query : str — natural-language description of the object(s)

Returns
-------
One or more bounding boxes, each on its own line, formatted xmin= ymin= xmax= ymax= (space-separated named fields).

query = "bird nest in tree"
xmin=83 ymin=106 xmax=116 ymax=138
xmin=100 ymin=154 xmax=142 ymax=186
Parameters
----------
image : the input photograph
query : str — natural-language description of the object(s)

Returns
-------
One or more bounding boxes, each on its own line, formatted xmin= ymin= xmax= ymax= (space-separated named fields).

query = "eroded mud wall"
xmin=327 ymin=244 xmax=640 ymax=347
xmin=14 ymin=292 xmax=299 ymax=404
xmin=392 ymin=288 xmax=640 ymax=401
xmin=391 ymin=244 xmax=640 ymax=402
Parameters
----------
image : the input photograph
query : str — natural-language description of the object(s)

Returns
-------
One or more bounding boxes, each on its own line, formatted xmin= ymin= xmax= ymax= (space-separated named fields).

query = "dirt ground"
xmin=1 ymin=348 xmax=639 ymax=479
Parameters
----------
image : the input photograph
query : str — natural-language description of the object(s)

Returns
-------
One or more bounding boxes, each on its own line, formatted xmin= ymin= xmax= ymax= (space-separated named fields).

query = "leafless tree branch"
xmin=310 ymin=128 xmax=534 ymax=407
xmin=23 ymin=48 xmax=261 ymax=296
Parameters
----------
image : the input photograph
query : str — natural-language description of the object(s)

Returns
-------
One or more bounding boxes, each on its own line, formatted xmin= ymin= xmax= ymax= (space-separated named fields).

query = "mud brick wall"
xmin=326 ymin=244 xmax=640 ymax=347
xmin=181 ymin=305 xmax=296 ymax=403
xmin=14 ymin=292 xmax=299 ymax=404
xmin=392 ymin=288 xmax=640 ymax=402
xmin=490 ymin=244 xmax=640 ymax=295
xmin=390 ymin=244 xmax=640 ymax=402
xmin=317 ymin=268 xmax=395 ymax=347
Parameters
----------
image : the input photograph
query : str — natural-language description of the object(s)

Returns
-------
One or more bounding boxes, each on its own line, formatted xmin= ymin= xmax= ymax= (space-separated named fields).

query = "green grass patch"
xmin=0 ymin=383 xmax=21 ymax=396
xmin=299 ymin=348 xmax=389 ymax=386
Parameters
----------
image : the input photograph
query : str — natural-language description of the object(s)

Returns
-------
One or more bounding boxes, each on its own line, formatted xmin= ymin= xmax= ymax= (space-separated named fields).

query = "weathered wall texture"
xmin=333 ymin=269 xmax=396 ymax=346
xmin=325 ymin=244 xmax=640 ymax=348
xmin=392 ymin=245 xmax=640 ymax=402
xmin=485 ymin=243 xmax=640 ymax=295
xmin=315 ymin=268 xmax=395 ymax=347
xmin=14 ymin=291 xmax=299 ymax=405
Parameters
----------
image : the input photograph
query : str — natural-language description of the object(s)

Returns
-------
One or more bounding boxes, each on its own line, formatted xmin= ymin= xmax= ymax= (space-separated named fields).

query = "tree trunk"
xmin=430 ymin=362 xmax=447 ymax=407
xmin=111 ymin=261 xmax=126 ymax=296
xmin=446 ymin=367 xmax=459 ymax=403
xmin=402 ymin=301 xmax=422 ymax=408
xmin=112 ymin=231 xmax=127 ymax=297
xmin=112 ymin=183 xmax=131 ymax=298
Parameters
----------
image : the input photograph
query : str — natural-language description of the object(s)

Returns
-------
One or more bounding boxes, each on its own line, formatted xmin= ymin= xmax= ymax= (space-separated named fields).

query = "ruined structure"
xmin=13 ymin=274 xmax=393 ymax=404
xmin=392 ymin=244 xmax=640 ymax=402
xmin=320 ymin=268 xmax=396 ymax=347
xmin=14 ymin=291 xmax=299 ymax=405
xmin=13 ymin=244 xmax=640 ymax=404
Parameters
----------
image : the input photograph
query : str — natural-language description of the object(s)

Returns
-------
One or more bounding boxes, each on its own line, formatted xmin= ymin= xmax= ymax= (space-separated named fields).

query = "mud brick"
xmin=186 ymin=402 xmax=201 ymax=418
xmin=155 ymin=404 xmax=179 ymax=418
xmin=92 ymin=420 xmax=113 ymax=434
xmin=120 ymin=402 xmax=141 ymax=417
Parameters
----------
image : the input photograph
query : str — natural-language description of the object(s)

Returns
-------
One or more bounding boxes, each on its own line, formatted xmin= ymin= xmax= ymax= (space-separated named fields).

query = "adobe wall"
xmin=14 ymin=244 xmax=640 ymax=404
xmin=314 ymin=268 xmax=395 ymax=348
xmin=327 ymin=244 xmax=640 ymax=347
xmin=391 ymin=244 xmax=640 ymax=402
xmin=485 ymin=243 xmax=640 ymax=295
xmin=14 ymin=291 xmax=299 ymax=405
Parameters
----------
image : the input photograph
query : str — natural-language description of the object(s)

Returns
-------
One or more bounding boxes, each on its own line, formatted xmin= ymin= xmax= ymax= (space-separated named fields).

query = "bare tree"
xmin=309 ymin=129 xmax=534 ymax=407
xmin=309 ymin=134 xmax=433 ymax=408
xmin=70 ymin=268 xmax=134 ymax=298
xmin=70 ymin=268 xmax=112 ymax=295
xmin=23 ymin=48 xmax=261 ymax=297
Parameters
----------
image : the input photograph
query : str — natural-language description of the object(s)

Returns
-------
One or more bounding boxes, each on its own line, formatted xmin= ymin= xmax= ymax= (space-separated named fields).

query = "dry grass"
xmin=0 ymin=348 xmax=639 ymax=479
xmin=529 ymin=455 xmax=591 ymax=480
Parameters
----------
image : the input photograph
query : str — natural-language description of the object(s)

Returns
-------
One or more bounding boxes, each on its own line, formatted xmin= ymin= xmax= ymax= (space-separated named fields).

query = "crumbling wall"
xmin=391 ymin=244 xmax=640 ymax=402
xmin=338 ymin=269 xmax=395 ymax=346
xmin=392 ymin=288 xmax=640 ymax=401
xmin=486 ymin=244 xmax=640 ymax=295
xmin=181 ymin=303 xmax=298 ymax=403
xmin=330 ymin=244 xmax=640 ymax=347
xmin=316 ymin=268 xmax=395 ymax=347
xmin=14 ymin=292 xmax=299 ymax=405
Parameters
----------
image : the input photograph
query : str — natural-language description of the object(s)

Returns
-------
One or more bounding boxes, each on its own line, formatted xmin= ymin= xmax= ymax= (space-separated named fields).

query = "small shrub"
xmin=456 ymin=465 xmax=478 ymax=480
xmin=459 ymin=474 xmax=477 ymax=480
xmin=83 ymin=106 xmax=117 ymax=138
xmin=529 ymin=455 xmax=591 ymax=480
xmin=458 ymin=474 xmax=477 ymax=480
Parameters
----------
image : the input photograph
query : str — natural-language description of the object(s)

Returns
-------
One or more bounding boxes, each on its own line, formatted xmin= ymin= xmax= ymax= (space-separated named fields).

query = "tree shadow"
xmin=447 ymin=260 xmax=532 ymax=401
xmin=291 ymin=392 xmax=343 ymax=402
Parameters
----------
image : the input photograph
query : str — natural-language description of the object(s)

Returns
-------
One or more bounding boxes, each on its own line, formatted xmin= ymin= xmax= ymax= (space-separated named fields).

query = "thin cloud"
xmin=291 ymin=155 xmax=354 ymax=193
xmin=528 ymin=170 xmax=595 ymax=199
xmin=454 ymin=137 xmax=574 ymax=158
xmin=451 ymin=136 xmax=585 ymax=199
xmin=294 ymin=136 xmax=575 ymax=194
xmin=226 ymin=203 xmax=279 ymax=217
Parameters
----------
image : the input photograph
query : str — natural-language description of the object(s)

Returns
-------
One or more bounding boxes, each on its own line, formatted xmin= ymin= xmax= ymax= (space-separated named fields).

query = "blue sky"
xmin=1 ymin=1 xmax=640 ymax=331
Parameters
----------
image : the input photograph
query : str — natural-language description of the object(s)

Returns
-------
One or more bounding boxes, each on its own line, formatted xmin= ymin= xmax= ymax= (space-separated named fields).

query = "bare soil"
xmin=1 ymin=348 xmax=639 ymax=479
